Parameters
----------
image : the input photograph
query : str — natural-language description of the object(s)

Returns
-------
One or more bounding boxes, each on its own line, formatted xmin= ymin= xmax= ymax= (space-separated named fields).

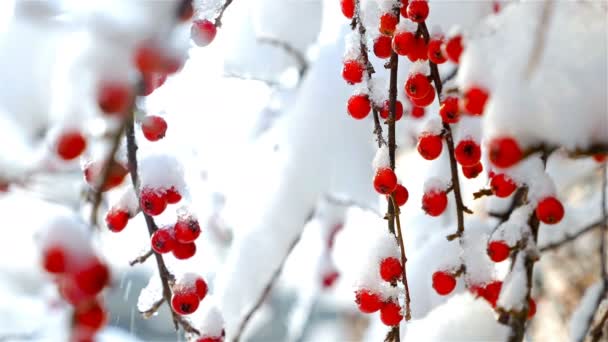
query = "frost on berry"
xmin=342 ymin=60 xmax=364 ymax=84
xmin=379 ymin=257 xmax=403 ymax=282
xmin=355 ymin=289 xmax=383 ymax=313
xmin=141 ymin=115 xmax=168 ymax=142
xmin=192 ymin=19 xmax=218 ymax=47
xmin=174 ymin=212 xmax=202 ymax=243
xmin=140 ymin=187 xmax=167 ymax=216
xmin=151 ymin=226 xmax=176 ymax=254
xmin=83 ymin=159 xmax=128 ymax=192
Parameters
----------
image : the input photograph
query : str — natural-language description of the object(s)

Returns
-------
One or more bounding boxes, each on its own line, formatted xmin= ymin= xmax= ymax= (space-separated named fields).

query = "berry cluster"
xmin=354 ymin=258 xmax=404 ymax=326
xmin=150 ymin=212 xmax=202 ymax=260
xmin=171 ymin=273 xmax=208 ymax=315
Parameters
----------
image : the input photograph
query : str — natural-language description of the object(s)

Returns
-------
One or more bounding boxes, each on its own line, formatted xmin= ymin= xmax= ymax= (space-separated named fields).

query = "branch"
xmin=129 ymin=249 xmax=154 ymax=266
xmin=391 ymin=196 xmax=411 ymax=321
xmin=257 ymin=37 xmax=309 ymax=79
xmin=213 ymin=0 xmax=235 ymax=28
xmin=539 ymin=221 xmax=602 ymax=252
xmin=232 ymin=235 xmax=302 ymax=342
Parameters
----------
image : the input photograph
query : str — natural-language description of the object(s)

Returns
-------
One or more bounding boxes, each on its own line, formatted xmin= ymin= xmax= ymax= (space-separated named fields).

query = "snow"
xmin=497 ymin=254 xmax=527 ymax=311
xmin=569 ymin=281 xmax=604 ymax=341
xmin=372 ymin=145 xmax=391 ymax=170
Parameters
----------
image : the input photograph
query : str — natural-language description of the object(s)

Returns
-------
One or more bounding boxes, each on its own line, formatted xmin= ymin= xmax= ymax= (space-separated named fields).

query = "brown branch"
xmin=539 ymin=221 xmax=602 ymax=252
xmin=391 ymin=196 xmax=411 ymax=321
xmin=257 ymin=37 xmax=308 ymax=79
xmin=214 ymin=0 xmax=234 ymax=28
xmin=473 ymin=188 xmax=494 ymax=200
xmin=129 ymin=249 xmax=154 ymax=266
xmin=140 ymin=298 xmax=166 ymax=319
xmin=232 ymin=235 xmax=302 ymax=342
xmin=590 ymin=309 xmax=608 ymax=342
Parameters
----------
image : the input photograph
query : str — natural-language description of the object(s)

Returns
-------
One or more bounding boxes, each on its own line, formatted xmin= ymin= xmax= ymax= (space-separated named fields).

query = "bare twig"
xmin=232 ymin=235 xmax=302 ymax=342
xmin=129 ymin=249 xmax=154 ymax=266
xmin=140 ymin=298 xmax=166 ymax=319
xmin=258 ymin=37 xmax=309 ymax=78
xmin=214 ymin=0 xmax=235 ymax=28
xmin=539 ymin=221 xmax=602 ymax=252
xmin=391 ymin=196 xmax=411 ymax=321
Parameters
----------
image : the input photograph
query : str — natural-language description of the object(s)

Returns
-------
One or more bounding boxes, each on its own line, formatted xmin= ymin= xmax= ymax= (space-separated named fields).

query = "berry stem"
xmin=390 ymin=196 xmax=411 ymax=321
xmin=418 ymin=22 xmax=469 ymax=240
xmin=214 ymin=0 xmax=235 ymax=28
xmin=129 ymin=249 xmax=154 ymax=266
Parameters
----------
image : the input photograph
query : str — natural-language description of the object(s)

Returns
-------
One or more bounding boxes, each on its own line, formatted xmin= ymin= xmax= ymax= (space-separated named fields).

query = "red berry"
xmin=445 ymin=35 xmax=463 ymax=63
xmin=347 ymin=94 xmax=371 ymax=120
xmin=481 ymin=281 xmax=502 ymax=307
xmin=463 ymin=86 xmax=489 ymax=115
xmin=427 ymin=38 xmax=447 ymax=64
xmin=142 ymin=72 xmax=167 ymax=96
xmin=380 ymin=100 xmax=403 ymax=121
xmin=355 ymin=289 xmax=383 ymax=313
xmin=379 ymin=13 xmax=398 ymax=36
xmin=56 ymin=131 xmax=87 ymax=161
xmin=410 ymin=86 xmax=435 ymax=107
xmin=432 ymin=271 xmax=456 ymax=295
xmin=490 ymin=174 xmax=517 ymax=198
xmin=322 ymin=271 xmax=340 ymax=288
xmin=400 ymin=0 xmax=409 ymax=17
xmin=197 ymin=338 xmax=223 ymax=342
xmin=373 ymin=168 xmax=398 ymax=195
xmin=140 ymin=188 xmax=167 ymax=216
xmin=192 ymin=19 xmax=217 ymax=47
xmin=342 ymin=60 xmax=364 ymax=84
xmin=489 ymin=137 xmax=523 ymax=169
xmin=164 ymin=187 xmax=182 ymax=204
xmin=593 ymin=154 xmax=607 ymax=163
xmin=417 ymin=134 xmax=443 ymax=160
xmin=134 ymin=42 xmax=168 ymax=74
xmin=535 ymin=197 xmax=564 ymax=224
xmin=411 ymin=106 xmax=425 ymax=118
xmin=455 ymin=139 xmax=481 ymax=166
xmin=57 ymin=277 xmax=91 ymax=305
xmin=462 ymin=162 xmax=483 ymax=179
xmin=73 ymin=260 xmax=110 ymax=296
xmin=392 ymin=31 xmax=415 ymax=56
xmin=439 ymin=96 xmax=460 ymax=123
xmin=407 ymin=35 xmax=428 ymax=62
xmin=487 ymin=241 xmax=510 ymax=262
xmin=380 ymin=257 xmax=403 ymax=282
xmin=406 ymin=0 xmax=429 ymax=22
xmin=373 ymin=35 xmax=393 ymax=59
xmin=74 ymin=300 xmax=107 ymax=333
xmin=195 ymin=277 xmax=208 ymax=300
xmin=340 ymin=0 xmax=355 ymax=19
xmin=178 ymin=0 xmax=194 ymax=21
xmin=171 ymin=291 xmax=200 ymax=315
xmin=105 ymin=208 xmax=129 ymax=233
xmin=98 ymin=82 xmax=131 ymax=115
xmin=392 ymin=184 xmax=409 ymax=206
xmin=141 ymin=115 xmax=167 ymax=142
xmin=405 ymin=73 xmax=432 ymax=99
xmin=84 ymin=160 xmax=128 ymax=192
xmin=174 ymin=217 xmax=201 ymax=243
xmin=380 ymin=301 xmax=403 ymax=326
xmin=42 ymin=245 xmax=67 ymax=274
xmin=151 ymin=228 xmax=176 ymax=254
xmin=422 ymin=190 xmax=448 ymax=216
xmin=173 ymin=242 xmax=197 ymax=259
xmin=528 ymin=298 xmax=536 ymax=318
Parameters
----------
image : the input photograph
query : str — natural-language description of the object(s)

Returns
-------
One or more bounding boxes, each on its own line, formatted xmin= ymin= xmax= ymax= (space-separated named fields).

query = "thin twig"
xmin=140 ymin=298 xmax=166 ymax=319
xmin=257 ymin=37 xmax=309 ymax=79
xmin=391 ymin=196 xmax=411 ymax=321
xmin=539 ymin=221 xmax=602 ymax=252
xmin=214 ymin=0 xmax=235 ymax=28
xmin=129 ymin=249 xmax=154 ymax=266
xmin=232 ymin=235 xmax=302 ymax=342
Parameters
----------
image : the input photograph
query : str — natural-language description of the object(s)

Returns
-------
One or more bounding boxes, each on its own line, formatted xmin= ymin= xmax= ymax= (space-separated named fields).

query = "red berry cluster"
xmin=150 ymin=213 xmax=201 ymax=260
xmin=140 ymin=186 xmax=183 ymax=216
xmin=373 ymin=167 xmax=409 ymax=207
xmin=354 ymin=289 xmax=403 ymax=326
xmin=171 ymin=274 xmax=208 ymax=315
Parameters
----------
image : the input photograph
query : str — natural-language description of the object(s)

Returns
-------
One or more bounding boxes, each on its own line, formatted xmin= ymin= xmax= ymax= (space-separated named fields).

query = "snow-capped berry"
xmin=417 ymin=134 xmax=443 ymax=160
xmin=178 ymin=0 xmax=194 ymax=21
xmin=173 ymin=242 xmax=197 ymax=260
xmin=140 ymin=188 xmax=167 ymax=216
xmin=380 ymin=301 xmax=403 ymax=326
xmin=427 ymin=38 xmax=447 ymax=64
xmin=392 ymin=31 xmax=415 ymax=56
xmin=374 ymin=35 xmax=393 ymax=59
xmin=392 ymin=184 xmax=409 ymax=206
xmin=105 ymin=208 xmax=129 ymax=233
xmin=322 ymin=271 xmax=340 ymax=288
xmin=462 ymin=162 xmax=483 ymax=179
xmin=411 ymin=106 xmax=425 ymax=118
xmin=84 ymin=160 xmax=128 ymax=192
xmin=134 ymin=42 xmax=168 ymax=74
xmin=399 ymin=0 xmax=409 ymax=17
xmin=171 ymin=291 xmax=200 ymax=315
xmin=487 ymin=241 xmax=510 ymax=262
xmin=379 ymin=13 xmax=398 ymax=36
xmin=355 ymin=289 xmax=383 ymax=313
xmin=73 ymin=259 xmax=110 ymax=295
xmin=535 ymin=197 xmax=564 ymax=224
xmin=409 ymin=86 xmax=435 ymax=107
xmin=422 ymin=190 xmax=448 ymax=216
xmin=195 ymin=277 xmax=208 ymax=300
xmin=74 ymin=300 xmax=107 ymax=333
xmin=56 ymin=131 xmax=87 ymax=161
xmin=340 ymin=0 xmax=355 ymax=19
xmin=406 ymin=0 xmax=429 ymax=22
xmin=164 ymin=187 xmax=182 ymax=204
xmin=481 ymin=281 xmax=502 ymax=307
xmin=342 ymin=60 xmax=364 ymax=84
xmin=379 ymin=100 xmax=404 ymax=121
xmin=98 ymin=82 xmax=131 ymax=115
xmin=380 ymin=257 xmax=403 ymax=282
xmin=432 ymin=271 xmax=456 ymax=295
xmin=445 ymin=35 xmax=463 ymax=63
xmin=405 ymin=73 xmax=432 ymax=99
xmin=347 ymin=94 xmax=371 ymax=120
xmin=373 ymin=168 xmax=398 ymax=195
xmin=407 ymin=35 xmax=428 ymax=62
xmin=439 ymin=96 xmax=460 ymax=123
xmin=42 ymin=245 xmax=67 ymax=274
xmin=528 ymin=298 xmax=536 ymax=318
xmin=455 ymin=139 xmax=481 ymax=166
xmin=151 ymin=228 xmax=176 ymax=254
xmin=141 ymin=115 xmax=167 ymax=142
xmin=491 ymin=174 xmax=517 ymax=198
xmin=463 ymin=86 xmax=489 ymax=115
xmin=191 ymin=19 xmax=217 ymax=47
xmin=489 ymin=137 xmax=523 ymax=169
xmin=142 ymin=72 xmax=167 ymax=96
xmin=174 ymin=217 xmax=201 ymax=243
